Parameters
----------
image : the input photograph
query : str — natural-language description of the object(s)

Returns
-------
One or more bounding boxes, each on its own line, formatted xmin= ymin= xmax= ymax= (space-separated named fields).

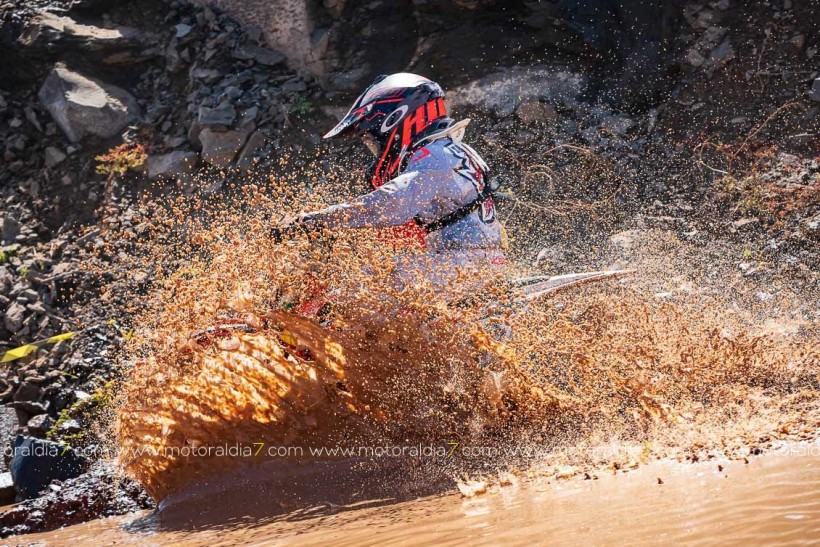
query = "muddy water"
xmin=19 ymin=445 xmax=820 ymax=546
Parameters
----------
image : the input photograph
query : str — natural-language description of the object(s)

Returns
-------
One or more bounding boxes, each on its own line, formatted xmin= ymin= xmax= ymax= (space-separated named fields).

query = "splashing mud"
xmin=110 ymin=179 xmax=819 ymax=504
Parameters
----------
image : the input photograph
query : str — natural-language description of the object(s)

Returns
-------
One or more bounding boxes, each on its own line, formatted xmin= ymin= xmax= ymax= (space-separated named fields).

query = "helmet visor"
xmin=323 ymin=103 xmax=371 ymax=139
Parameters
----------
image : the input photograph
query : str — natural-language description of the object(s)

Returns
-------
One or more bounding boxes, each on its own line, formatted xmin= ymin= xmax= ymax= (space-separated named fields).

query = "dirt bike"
xmin=189 ymin=269 xmax=633 ymax=349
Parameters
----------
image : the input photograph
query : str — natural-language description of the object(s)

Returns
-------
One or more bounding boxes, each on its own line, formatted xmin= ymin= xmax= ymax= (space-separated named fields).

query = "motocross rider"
xmin=272 ymin=73 xmax=507 ymax=292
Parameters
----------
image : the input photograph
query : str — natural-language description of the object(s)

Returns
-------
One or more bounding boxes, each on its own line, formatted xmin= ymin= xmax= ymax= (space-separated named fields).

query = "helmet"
xmin=323 ymin=73 xmax=450 ymax=187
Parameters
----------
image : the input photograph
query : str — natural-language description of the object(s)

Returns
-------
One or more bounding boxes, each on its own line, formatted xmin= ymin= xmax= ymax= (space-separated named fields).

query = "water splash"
xmin=111 ymin=180 xmax=820 ymax=502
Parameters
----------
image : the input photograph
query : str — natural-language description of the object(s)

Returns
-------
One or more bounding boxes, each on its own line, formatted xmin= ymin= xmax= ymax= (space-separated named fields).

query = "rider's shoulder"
xmin=407 ymin=138 xmax=462 ymax=170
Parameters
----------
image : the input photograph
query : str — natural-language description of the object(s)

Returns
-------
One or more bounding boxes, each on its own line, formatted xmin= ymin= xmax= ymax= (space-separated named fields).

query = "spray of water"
xmin=110 ymin=169 xmax=819 ymax=502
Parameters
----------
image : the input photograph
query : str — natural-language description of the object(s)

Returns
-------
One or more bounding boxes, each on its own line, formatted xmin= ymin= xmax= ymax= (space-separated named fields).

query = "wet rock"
xmin=200 ymin=128 xmax=249 ymax=168
xmin=44 ymin=146 xmax=67 ymax=168
xmin=146 ymin=151 xmax=199 ymax=180
xmin=38 ymin=64 xmax=140 ymax=143
xmin=0 ymin=460 xmax=153 ymax=538
xmin=232 ymin=44 xmax=286 ymax=66
xmin=9 ymin=436 xmax=87 ymax=500
xmin=3 ymin=302 xmax=26 ymax=333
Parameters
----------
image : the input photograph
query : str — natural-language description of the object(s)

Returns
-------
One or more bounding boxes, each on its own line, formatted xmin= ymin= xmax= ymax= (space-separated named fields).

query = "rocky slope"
xmin=0 ymin=0 xmax=817 ymax=538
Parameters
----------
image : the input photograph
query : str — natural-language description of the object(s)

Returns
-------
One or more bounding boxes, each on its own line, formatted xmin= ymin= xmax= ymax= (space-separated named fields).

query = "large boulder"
xmin=10 ymin=436 xmax=87 ymax=500
xmin=38 ymin=63 xmax=140 ymax=143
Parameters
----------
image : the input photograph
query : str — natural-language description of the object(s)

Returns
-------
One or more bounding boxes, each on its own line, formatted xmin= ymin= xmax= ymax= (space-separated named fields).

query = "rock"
xmin=0 ymin=460 xmax=153 ymax=536
xmin=10 ymin=436 xmax=87 ymax=500
xmin=685 ymin=48 xmax=706 ymax=67
xmin=44 ymin=147 xmax=67 ymax=168
xmin=238 ymin=106 xmax=259 ymax=131
xmin=19 ymin=289 xmax=39 ymax=303
xmin=14 ymin=382 xmax=42 ymax=404
xmin=809 ymin=79 xmax=820 ymax=102
xmin=516 ymin=101 xmax=558 ymax=124
xmin=24 ymin=107 xmax=42 ymax=132
xmin=188 ymin=120 xmax=203 ymax=150
xmin=38 ymin=64 xmax=140 ymax=143
xmin=18 ymin=13 xmax=142 ymax=51
xmin=197 ymin=103 xmax=236 ymax=127
xmin=235 ymin=131 xmax=267 ymax=170
xmin=199 ymin=129 xmax=249 ymax=168
xmin=706 ymin=37 xmax=734 ymax=72
xmin=600 ymin=114 xmax=635 ymax=135
xmin=190 ymin=67 xmax=221 ymax=84
xmin=57 ymin=419 xmax=82 ymax=434
xmin=175 ymin=23 xmax=193 ymax=38
xmin=4 ymin=302 xmax=26 ymax=333
xmin=11 ymin=401 xmax=49 ymax=416
xmin=165 ymin=39 xmax=184 ymax=73
xmin=25 ymin=414 xmax=53 ymax=437
xmin=232 ymin=44 xmax=286 ymax=66
xmin=1 ymin=217 xmax=20 ymax=244
xmin=146 ymin=151 xmax=199 ymax=180
xmin=75 ymin=229 xmax=100 ymax=247
xmin=448 ymin=66 xmax=586 ymax=117
xmin=0 ymin=473 xmax=14 ymax=505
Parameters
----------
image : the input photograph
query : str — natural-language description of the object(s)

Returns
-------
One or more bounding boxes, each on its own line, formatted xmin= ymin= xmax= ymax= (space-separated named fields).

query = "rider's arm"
xmin=299 ymin=169 xmax=444 ymax=230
